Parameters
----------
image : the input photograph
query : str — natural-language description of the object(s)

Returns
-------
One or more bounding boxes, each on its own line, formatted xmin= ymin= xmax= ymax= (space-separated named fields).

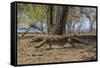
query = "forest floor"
xmin=17 ymin=33 xmax=97 ymax=65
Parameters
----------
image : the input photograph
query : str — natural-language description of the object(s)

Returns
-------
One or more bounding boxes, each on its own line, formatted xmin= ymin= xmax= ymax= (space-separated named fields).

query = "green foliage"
xmin=17 ymin=3 xmax=46 ymax=22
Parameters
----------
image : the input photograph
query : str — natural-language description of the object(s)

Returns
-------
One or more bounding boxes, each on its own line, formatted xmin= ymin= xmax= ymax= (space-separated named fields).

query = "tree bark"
xmin=47 ymin=5 xmax=69 ymax=35
xmin=67 ymin=24 xmax=72 ymax=34
xmin=78 ymin=23 xmax=83 ymax=34
xmin=47 ymin=5 xmax=53 ymax=34
xmin=90 ymin=21 xmax=93 ymax=33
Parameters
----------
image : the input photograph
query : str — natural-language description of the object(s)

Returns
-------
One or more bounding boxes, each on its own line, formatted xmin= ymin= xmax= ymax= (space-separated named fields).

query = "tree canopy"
xmin=17 ymin=3 xmax=46 ymax=22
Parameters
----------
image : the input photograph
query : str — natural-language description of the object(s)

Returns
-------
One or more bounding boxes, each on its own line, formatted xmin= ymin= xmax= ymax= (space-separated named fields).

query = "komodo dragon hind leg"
xmin=34 ymin=40 xmax=46 ymax=48
xmin=46 ymin=40 xmax=52 ymax=50
xmin=69 ymin=42 xmax=75 ymax=48
xmin=67 ymin=37 xmax=76 ymax=48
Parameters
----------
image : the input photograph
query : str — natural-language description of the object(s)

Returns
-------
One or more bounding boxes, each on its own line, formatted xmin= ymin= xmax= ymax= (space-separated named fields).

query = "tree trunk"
xmin=47 ymin=5 xmax=53 ymax=34
xmin=40 ymin=20 xmax=44 ymax=32
xmin=47 ymin=5 xmax=69 ymax=35
xmin=86 ymin=14 xmax=96 ymax=33
xmin=67 ymin=24 xmax=72 ymax=34
xmin=72 ymin=22 xmax=77 ymax=34
xmin=78 ymin=23 xmax=83 ymax=34
xmin=89 ymin=20 xmax=94 ymax=33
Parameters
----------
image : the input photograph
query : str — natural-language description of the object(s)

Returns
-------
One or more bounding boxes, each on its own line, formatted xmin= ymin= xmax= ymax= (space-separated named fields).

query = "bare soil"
xmin=17 ymin=34 xmax=97 ymax=65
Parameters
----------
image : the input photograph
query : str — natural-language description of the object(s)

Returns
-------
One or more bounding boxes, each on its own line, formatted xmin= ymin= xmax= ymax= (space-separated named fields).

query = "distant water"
xmin=17 ymin=27 xmax=90 ymax=33
xmin=17 ymin=28 xmax=42 ymax=33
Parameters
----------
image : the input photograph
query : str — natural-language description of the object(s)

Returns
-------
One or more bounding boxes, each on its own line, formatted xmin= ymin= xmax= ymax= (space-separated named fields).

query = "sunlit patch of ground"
xmin=17 ymin=34 xmax=96 ymax=65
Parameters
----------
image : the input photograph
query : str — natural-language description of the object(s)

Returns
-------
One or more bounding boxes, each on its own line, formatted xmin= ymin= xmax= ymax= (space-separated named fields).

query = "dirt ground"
xmin=17 ymin=34 xmax=97 ymax=65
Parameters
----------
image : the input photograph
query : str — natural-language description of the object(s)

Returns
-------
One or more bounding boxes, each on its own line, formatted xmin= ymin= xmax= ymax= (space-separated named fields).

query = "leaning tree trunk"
xmin=47 ymin=5 xmax=69 ymax=35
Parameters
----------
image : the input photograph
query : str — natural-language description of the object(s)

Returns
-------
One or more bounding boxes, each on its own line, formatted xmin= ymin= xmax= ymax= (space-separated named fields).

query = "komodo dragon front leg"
xmin=66 ymin=37 xmax=75 ymax=48
xmin=30 ymin=37 xmax=53 ymax=49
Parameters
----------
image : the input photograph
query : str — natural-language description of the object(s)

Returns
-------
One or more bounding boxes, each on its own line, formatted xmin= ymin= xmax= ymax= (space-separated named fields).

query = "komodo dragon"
xmin=30 ymin=35 xmax=91 ymax=49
